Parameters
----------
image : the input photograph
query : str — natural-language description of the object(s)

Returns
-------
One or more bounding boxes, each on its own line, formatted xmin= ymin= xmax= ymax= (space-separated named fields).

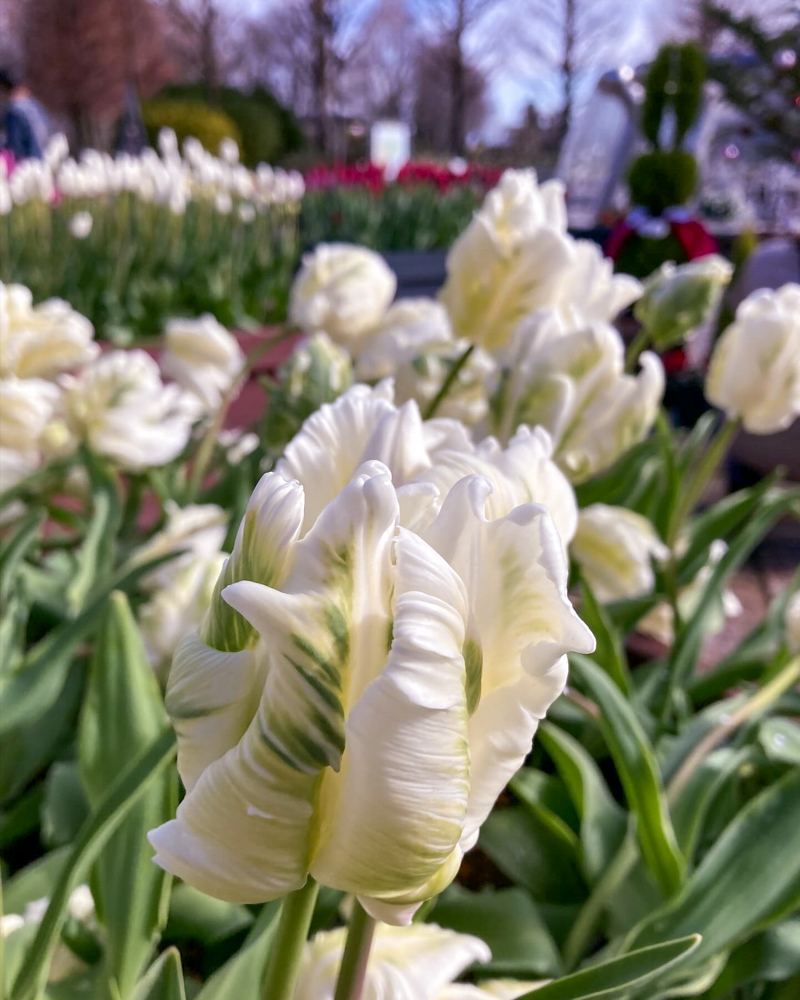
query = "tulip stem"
xmin=333 ymin=900 xmax=377 ymax=1000
xmin=423 ymin=343 xmax=475 ymax=419
xmin=261 ymin=876 xmax=319 ymax=1000
xmin=624 ymin=327 xmax=651 ymax=372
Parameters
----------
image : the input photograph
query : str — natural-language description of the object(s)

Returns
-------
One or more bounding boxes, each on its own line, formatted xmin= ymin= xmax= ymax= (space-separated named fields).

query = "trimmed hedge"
xmin=157 ymin=85 xmax=303 ymax=166
xmin=142 ymin=98 xmax=242 ymax=155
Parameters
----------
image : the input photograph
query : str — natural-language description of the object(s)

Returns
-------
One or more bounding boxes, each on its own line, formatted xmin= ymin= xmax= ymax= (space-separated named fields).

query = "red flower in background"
xmin=304 ymin=159 xmax=503 ymax=193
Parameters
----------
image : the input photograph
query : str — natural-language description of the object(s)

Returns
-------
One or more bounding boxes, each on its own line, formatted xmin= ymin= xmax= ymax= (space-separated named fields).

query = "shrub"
xmin=628 ymin=150 xmax=698 ymax=216
xmin=157 ymin=84 xmax=304 ymax=166
xmin=142 ymin=98 xmax=242 ymax=155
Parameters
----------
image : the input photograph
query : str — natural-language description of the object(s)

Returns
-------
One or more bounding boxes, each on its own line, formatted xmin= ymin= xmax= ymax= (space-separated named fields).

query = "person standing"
xmin=0 ymin=68 xmax=48 ymax=160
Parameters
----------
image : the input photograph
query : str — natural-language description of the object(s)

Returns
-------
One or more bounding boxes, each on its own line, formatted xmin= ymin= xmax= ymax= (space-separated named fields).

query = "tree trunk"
xmin=449 ymin=0 xmax=466 ymax=154
xmin=557 ymin=0 xmax=576 ymax=155
xmin=312 ymin=0 xmax=328 ymax=154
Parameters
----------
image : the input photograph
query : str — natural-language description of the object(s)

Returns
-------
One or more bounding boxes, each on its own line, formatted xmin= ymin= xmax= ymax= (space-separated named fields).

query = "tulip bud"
xmin=572 ymin=503 xmax=669 ymax=602
xmin=635 ymin=254 xmax=733 ymax=349
xmin=262 ymin=332 xmax=354 ymax=452
xmin=706 ymin=283 xmax=800 ymax=434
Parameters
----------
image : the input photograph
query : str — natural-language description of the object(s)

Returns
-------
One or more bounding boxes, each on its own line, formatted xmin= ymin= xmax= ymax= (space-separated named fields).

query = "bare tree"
xmin=155 ymin=0 xmax=240 ymax=96
xmin=242 ymin=0 xmax=365 ymax=154
xmin=420 ymin=0 xmax=509 ymax=154
xmin=340 ymin=0 xmax=420 ymax=122
xmin=24 ymin=0 xmax=173 ymax=146
xmin=414 ymin=39 xmax=490 ymax=153
xmin=516 ymin=0 xmax=627 ymax=155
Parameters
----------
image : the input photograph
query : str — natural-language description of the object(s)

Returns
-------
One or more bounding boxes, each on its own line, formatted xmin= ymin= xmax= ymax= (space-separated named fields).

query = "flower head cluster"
xmin=148 ymin=381 xmax=593 ymax=922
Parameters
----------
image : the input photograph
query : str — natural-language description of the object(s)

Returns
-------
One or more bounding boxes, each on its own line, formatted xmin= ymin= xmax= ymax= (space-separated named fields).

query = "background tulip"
xmin=161 ymin=314 xmax=245 ymax=414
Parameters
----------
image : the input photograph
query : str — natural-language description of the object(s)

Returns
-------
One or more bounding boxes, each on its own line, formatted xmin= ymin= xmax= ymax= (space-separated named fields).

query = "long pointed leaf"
xmin=569 ymin=654 xmax=685 ymax=897
xmin=10 ymin=729 xmax=176 ymax=1000
xmin=515 ymin=935 xmax=701 ymax=1000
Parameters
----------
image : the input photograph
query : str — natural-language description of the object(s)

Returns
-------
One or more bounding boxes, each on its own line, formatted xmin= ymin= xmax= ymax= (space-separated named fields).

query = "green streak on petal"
xmin=464 ymin=638 xmax=483 ymax=716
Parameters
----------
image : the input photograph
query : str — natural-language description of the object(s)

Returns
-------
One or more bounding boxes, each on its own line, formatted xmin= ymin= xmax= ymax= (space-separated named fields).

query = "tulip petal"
xmin=311 ymin=528 xmax=470 ymax=902
xmin=150 ymin=465 xmax=398 ymax=901
xmin=422 ymin=475 xmax=595 ymax=850
xmin=164 ymin=632 xmax=263 ymax=793
xmin=276 ymin=383 xmax=397 ymax=532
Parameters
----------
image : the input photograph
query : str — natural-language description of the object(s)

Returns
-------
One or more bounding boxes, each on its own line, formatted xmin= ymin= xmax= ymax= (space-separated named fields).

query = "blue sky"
xmin=229 ymin=0 xmax=670 ymax=137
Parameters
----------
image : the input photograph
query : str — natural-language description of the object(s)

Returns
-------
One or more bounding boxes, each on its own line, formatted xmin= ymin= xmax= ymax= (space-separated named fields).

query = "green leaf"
xmin=705 ymin=919 xmax=800 ymax=999
xmin=668 ymin=488 xmax=798 ymax=691
xmin=193 ymin=903 xmax=282 ymax=1000
xmin=3 ymin=848 xmax=70 ymax=916
xmin=575 ymin=440 xmax=660 ymax=509
xmin=129 ymin=948 xmax=185 ymax=1000
xmin=10 ymin=728 xmax=176 ymax=1000
xmin=480 ymin=806 xmax=587 ymax=904
xmin=0 ymin=551 xmax=181 ymax=737
xmin=0 ymin=509 xmax=44 ymax=607
xmin=514 ymin=935 xmax=701 ymax=1000
xmin=569 ymin=654 xmax=685 ymax=898
xmin=79 ymin=592 xmax=176 ymax=999
xmin=667 ymin=746 xmax=750 ymax=861
xmin=624 ymin=766 xmax=800 ymax=969
xmin=65 ymin=452 xmax=122 ymax=615
xmin=431 ymin=885 xmax=563 ymax=979
xmin=40 ymin=763 xmax=89 ymax=849
xmin=578 ymin=580 xmax=630 ymax=695
xmin=165 ymin=884 xmax=253 ymax=946
xmin=510 ymin=769 xmax=580 ymax=851
xmin=537 ymin=722 xmax=627 ymax=885
xmin=759 ymin=718 xmax=800 ymax=765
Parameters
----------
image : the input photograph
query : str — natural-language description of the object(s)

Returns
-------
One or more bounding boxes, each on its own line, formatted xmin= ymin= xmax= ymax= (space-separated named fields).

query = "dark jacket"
xmin=3 ymin=105 xmax=42 ymax=160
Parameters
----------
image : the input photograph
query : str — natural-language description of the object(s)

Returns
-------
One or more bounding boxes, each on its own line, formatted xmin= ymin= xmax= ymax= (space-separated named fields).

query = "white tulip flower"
xmin=133 ymin=501 xmax=228 ymax=591
xmin=149 ymin=458 xmax=594 ymax=921
xmin=3 ymin=885 xmax=96 ymax=983
xmin=273 ymin=380 xmax=577 ymax=546
xmin=69 ymin=211 xmax=93 ymax=239
xmin=439 ymin=169 xmax=576 ymax=352
xmin=294 ymin=922 xmax=506 ymax=999
xmin=0 ymin=283 xmax=98 ymax=380
xmin=289 ymin=243 xmax=397 ymax=343
xmin=553 ymin=240 xmax=643 ymax=328
xmin=356 ymin=299 xmax=454 ymax=378
xmin=493 ymin=310 xmax=665 ymax=482
xmin=706 ymin=283 xmax=800 ymax=434
xmin=61 ymin=350 xmax=203 ymax=471
xmin=161 ymin=314 xmax=245 ymax=414
xmin=572 ymin=504 xmax=670 ymax=602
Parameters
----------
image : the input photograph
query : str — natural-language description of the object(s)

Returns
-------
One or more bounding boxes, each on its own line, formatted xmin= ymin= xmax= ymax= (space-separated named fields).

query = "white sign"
xmin=370 ymin=120 xmax=411 ymax=181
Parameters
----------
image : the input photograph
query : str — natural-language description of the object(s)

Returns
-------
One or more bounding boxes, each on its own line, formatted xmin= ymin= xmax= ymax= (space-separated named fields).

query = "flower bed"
xmin=0 ymin=134 xmax=304 ymax=342
xmin=2 ymin=168 xmax=800 ymax=1000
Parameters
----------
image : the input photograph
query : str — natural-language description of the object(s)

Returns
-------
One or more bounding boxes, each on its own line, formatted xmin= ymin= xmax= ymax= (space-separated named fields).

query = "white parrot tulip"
xmin=289 ymin=243 xmax=397 ymax=344
xmin=292 ymin=921 xmax=539 ymax=1000
xmin=161 ymin=314 xmax=245 ymax=414
xmin=439 ymin=170 xmax=575 ymax=352
xmin=0 ymin=282 xmax=98 ymax=379
xmin=61 ymin=350 xmax=203 ymax=471
xmin=148 ymin=456 xmax=594 ymax=922
xmin=492 ymin=310 xmax=665 ymax=483
xmin=572 ymin=504 xmax=670 ymax=602
xmin=706 ymin=284 xmax=800 ymax=434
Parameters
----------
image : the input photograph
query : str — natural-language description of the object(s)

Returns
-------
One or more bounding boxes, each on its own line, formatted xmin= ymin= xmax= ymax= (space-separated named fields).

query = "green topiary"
xmin=157 ymin=85 xmax=303 ymax=166
xmin=641 ymin=43 xmax=706 ymax=150
xmin=142 ymin=98 xmax=242 ymax=155
xmin=628 ymin=150 xmax=698 ymax=215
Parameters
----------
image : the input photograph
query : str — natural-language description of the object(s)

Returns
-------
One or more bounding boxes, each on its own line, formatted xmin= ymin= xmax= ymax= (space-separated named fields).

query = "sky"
xmin=224 ymin=0 xmax=674 ymax=139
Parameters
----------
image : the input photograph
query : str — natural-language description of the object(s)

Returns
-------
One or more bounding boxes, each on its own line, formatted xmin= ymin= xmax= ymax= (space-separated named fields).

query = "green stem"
xmin=667 ymin=418 xmax=739 ymax=547
xmin=333 ymin=899 xmax=377 ymax=1000
xmin=261 ymin=877 xmax=319 ymax=1000
xmin=625 ymin=327 xmax=651 ymax=372
xmin=423 ymin=343 xmax=475 ymax=420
